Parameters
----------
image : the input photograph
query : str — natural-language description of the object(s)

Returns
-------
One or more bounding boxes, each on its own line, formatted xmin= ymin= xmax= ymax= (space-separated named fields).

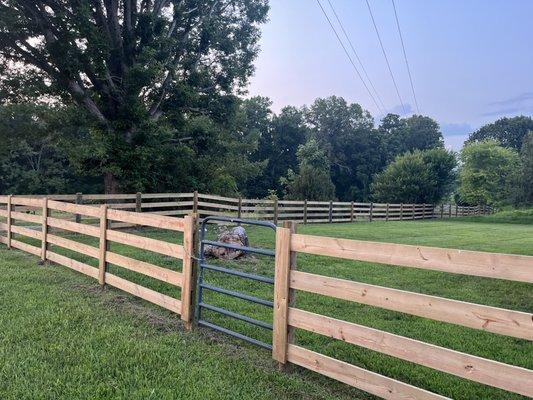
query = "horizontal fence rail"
xmin=272 ymin=227 xmax=533 ymax=399
xmin=0 ymin=195 xmax=196 ymax=327
xmin=2 ymin=192 xmax=492 ymax=226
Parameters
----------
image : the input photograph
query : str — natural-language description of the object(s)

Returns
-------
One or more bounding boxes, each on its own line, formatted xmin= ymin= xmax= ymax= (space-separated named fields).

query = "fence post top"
xmin=283 ymin=220 xmax=297 ymax=230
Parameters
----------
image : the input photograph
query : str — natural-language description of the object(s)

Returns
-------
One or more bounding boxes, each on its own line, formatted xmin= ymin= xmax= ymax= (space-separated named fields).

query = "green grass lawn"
xmin=0 ymin=215 xmax=531 ymax=399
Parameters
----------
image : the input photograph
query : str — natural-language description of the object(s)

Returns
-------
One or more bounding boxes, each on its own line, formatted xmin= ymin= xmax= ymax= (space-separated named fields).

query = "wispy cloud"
xmin=483 ymin=92 xmax=533 ymax=117
xmin=388 ymin=103 xmax=414 ymax=117
xmin=489 ymin=92 xmax=533 ymax=106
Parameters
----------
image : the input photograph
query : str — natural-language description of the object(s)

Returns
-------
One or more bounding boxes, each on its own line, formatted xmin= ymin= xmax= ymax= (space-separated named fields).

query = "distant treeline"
xmin=0 ymin=100 xmax=530 ymax=206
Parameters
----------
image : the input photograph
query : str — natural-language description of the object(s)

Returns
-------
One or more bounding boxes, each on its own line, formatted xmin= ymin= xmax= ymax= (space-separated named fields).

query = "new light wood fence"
xmin=8 ymin=191 xmax=491 ymax=225
xmin=0 ymin=195 xmax=196 ymax=326
xmin=272 ymin=226 xmax=533 ymax=399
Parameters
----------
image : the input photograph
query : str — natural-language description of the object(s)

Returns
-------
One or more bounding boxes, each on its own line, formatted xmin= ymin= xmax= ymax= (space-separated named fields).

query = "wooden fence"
xmin=272 ymin=223 xmax=533 ymax=399
xmin=1 ymin=195 xmax=527 ymax=399
xmin=0 ymin=195 xmax=196 ymax=327
xmin=8 ymin=191 xmax=492 ymax=225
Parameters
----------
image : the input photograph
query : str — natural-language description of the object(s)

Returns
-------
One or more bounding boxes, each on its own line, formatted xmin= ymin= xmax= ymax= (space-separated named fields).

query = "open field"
xmin=1 ymin=217 xmax=531 ymax=399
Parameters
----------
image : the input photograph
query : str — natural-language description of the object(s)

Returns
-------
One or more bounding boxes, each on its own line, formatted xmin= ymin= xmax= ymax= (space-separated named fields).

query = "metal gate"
xmin=195 ymin=216 xmax=277 ymax=350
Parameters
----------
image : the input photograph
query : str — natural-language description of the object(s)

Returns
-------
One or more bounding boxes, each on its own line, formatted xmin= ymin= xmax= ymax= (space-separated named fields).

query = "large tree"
xmin=371 ymin=148 xmax=456 ymax=204
xmin=379 ymin=113 xmax=444 ymax=162
xmin=281 ymin=139 xmax=335 ymax=201
xmin=245 ymin=103 xmax=308 ymax=198
xmin=306 ymin=96 xmax=385 ymax=201
xmin=518 ymin=131 xmax=533 ymax=205
xmin=0 ymin=0 xmax=268 ymax=192
xmin=466 ymin=116 xmax=533 ymax=151
xmin=458 ymin=140 xmax=520 ymax=205
xmin=0 ymin=103 xmax=99 ymax=194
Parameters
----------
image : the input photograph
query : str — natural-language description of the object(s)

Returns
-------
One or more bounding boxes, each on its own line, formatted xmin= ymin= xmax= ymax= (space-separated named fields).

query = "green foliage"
xmin=458 ymin=140 xmax=521 ymax=206
xmin=281 ymin=140 xmax=335 ymax=200
xmin=518 ymin=132 xmax=533 ymax=205
xmin=371 ymin=148 xmax=457 ymax=203
xmin=379 ymin=113 xmax=444 ymax=163
xmin=0 ymin=0 xmax=269 ymax=192
xmin=0 ymin=104 xmax=97 ymax=194
xmin=307 ymin=96 xmax=385 ymax=201
xmin=466 ymin=116 xmax=533 ymax=151
xmin=458 ymin=208 xmax=533 ymax=225
xmin=245 ymin=99 xmax=309 ymax=198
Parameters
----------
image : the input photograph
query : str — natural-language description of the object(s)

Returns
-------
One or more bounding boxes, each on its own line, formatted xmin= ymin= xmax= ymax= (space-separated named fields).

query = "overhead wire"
xmin=325 ymin=0 xmax=387 ymax=113
xmin=316 ymin=0 xmax=384 ymax=114
xmin=391 ymin=0 xmax=420 ymax=113
xmin=365 ymin=0 xmax=407 ymax=115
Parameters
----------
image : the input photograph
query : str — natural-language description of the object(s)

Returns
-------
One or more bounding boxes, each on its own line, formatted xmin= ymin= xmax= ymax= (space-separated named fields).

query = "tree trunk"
xmin=104 ymin=172 xmax=120 ymax=194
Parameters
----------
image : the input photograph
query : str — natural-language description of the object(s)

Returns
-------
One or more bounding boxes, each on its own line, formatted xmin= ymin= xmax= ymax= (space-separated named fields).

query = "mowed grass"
xmin=1 ymin=215 xmax=532 ymax=399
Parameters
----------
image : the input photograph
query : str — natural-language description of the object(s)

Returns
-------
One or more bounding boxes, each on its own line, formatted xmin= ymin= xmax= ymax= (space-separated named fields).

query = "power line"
xmin=325 ymin=0 xmax=387 ymax=113
xmin=315 ymin=0 xmax=383 ymax=114
xmin=365 ymin=0 xmax=407 ymax=115
xmin=391 ymin=0 xmax=420 ymax=113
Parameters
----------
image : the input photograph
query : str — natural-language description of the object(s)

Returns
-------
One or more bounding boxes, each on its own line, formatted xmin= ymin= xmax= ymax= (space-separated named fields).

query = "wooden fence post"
xmin=273 ymin=198 xmax=279 ymax=225
xmin=303 ymin=199 xmax=308 ymax=224
xmin=455 ymin=205 xmax=458 ymax=217
xmin=369 ymin=202 xmax=373 ymax=222
xmin=449 ymin=204 xmax=452 ymax=218
xmin=75 ymin=192 xmax=83 ymax=223
xmin=328 ymin=201 xmax=333 ymax=223
xmin=6 ymin=195 xmax=12 ymax=249
xmin=181 ymin=214 xmax=196 ymax=330
xmin=385 ymin=203 xmax=389 ymax=222
xmin=283 ymin=221 xmax=298 ymax=351
xmin=98 ymin=204 xmax=108 ymax=286
xmin=440 ymin=204 xmax=444 ymax=219
xmin=350 ymin=201 xmax=354 ymax=223
xmin=272 ymin=225 xmax=291 ymax=367
xmin=192 ymin=191 xmax=198 ymax=215
xmin=135 ymin=192 xmax=142 ymax=213
xmin=400 ymin=203 xmax=403 ymax=220
xmin=422 ymin=204 xmax=426 ymax=219
xmin=412 ymin=204 xmax=415 ymax=220
xmin=238 ymin=196 xmax=242 ymax=219
xmin=41 ymin=197 xmax=48 ymax=262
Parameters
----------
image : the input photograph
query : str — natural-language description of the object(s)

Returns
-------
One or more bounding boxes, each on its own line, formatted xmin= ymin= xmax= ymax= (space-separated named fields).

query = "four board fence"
xmin=8 ymin=191 xmax=492 ymax=225
xmin=0 ymin=196 xmax=529 ymax=400
xmin=0 ymin=195 xmax=196 ymax=327
xmin=272 ymin=223 xmax=533 ymax=399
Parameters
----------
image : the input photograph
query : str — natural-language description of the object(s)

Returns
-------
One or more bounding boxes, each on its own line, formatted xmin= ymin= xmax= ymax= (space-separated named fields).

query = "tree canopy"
xmin=281 ymin=139 xmax=335 ymax=201
xmin=466 ymin=116 xmax=533 ymax=151
xmin=0 ymin=0 xmax=269 ymax=192
xmin=371 ymin=148 xmax=456 ymax=204
xmin=458 ymin=140 xmax=520 ymax=205
xmin=518 ymin=131 xmax=533 ymax=205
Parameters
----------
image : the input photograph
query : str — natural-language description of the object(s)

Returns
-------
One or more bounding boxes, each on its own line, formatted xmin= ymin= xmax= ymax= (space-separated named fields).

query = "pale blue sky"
xmin=247 ymin=0 xmax=533 ymax=149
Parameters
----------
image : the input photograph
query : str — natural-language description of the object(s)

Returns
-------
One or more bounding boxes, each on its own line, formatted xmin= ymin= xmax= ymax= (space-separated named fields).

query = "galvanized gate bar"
xmin=201 ymin=262 xmax=275 ymax=284
xmin=199 ymin=303 xmax=273 ymax=330
xmin=201 ymin=240 xmax=275 ymax=257
xmin=197 ymin=320 xmax=273 ymax=350
xmin=200 ymin=283 xmax=274 ymax=307
xmin=196 ymin=216 xmax=277 ymax=350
